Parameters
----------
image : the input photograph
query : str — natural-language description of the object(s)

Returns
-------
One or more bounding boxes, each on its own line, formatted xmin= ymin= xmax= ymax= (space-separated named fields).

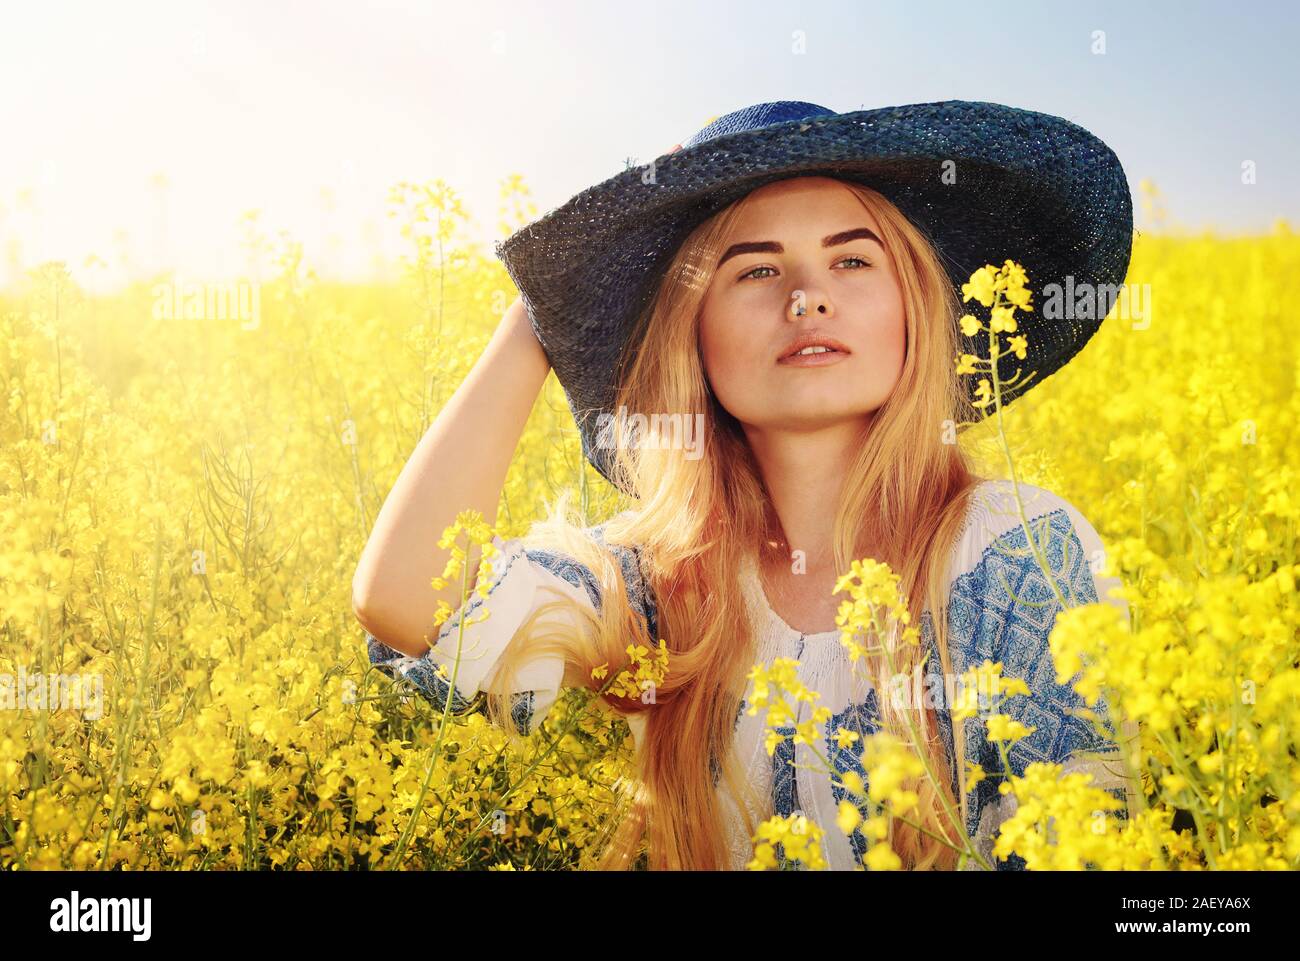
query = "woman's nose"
xmin=788 ymin=288 xmax=832 ymax=319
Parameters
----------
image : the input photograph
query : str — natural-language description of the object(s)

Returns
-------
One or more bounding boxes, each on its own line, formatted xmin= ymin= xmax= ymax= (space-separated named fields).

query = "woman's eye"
xmin=739 ymin=257 xmax=871 ymax=282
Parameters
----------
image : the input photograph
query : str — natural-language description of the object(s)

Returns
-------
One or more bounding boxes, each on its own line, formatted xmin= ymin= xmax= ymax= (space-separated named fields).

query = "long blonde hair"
xmin=485 ymin=177 xmax=986 ymax=870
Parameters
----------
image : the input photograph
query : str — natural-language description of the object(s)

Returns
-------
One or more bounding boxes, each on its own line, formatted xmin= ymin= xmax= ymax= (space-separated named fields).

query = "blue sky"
xmin=2 ymin=0 xmax=1296 ymax=290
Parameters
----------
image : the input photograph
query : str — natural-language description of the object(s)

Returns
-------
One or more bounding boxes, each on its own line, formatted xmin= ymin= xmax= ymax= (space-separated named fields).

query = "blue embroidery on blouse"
xmin=815 ymin=506 xmax=1127 ymax=871
xmin=365 ymin=530 xmax=539 ymax=729
xmin=768 ymin=720 xmax=804 ymax=870
xmin=365 ymin=632 xmax=480 ymax=714
xmin=778 ymin=633 xmax=806 ymax=829
xmin=825 ymin=690 xmax=881 ymax=867
xmin=770 ymin=723 xmax=800 ymax=818
xmin=766 ymin=637 xmax=812 ymax=868
xmin=366 ymin=632 xmax=535 ymax=734
xmin=510 ymin=689 xmax=536 ymax=736
xmin=957 ymin=510 xmax=1121 ymax=768
xmin=947 ymin=506 xmax=1126 ymax=870
xmin=594 ymin=524 xmax=660 ymax=641
xmin=524 ymin=547 xmax=603 ymax=609
xmin=525 ymin=521 xmax=659 ymax=641
xmin=366 ymin=522 xmax=659 ymax=737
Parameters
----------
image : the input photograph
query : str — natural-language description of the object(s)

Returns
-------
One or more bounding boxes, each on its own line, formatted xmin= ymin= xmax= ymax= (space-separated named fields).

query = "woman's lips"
xmin=776 ymin=348 xmax=850 ymax=367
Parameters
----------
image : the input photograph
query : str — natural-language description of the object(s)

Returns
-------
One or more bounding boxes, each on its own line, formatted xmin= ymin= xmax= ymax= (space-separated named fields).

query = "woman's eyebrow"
xmin=716 ymin=227 xmax=882 ymax=268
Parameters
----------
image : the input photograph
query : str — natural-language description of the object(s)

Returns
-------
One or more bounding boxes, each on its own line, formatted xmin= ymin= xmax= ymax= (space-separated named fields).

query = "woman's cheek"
xmin=877 ymin=313 xmax=908 ymax=392
xmin=702 ymin=341 xmax=753 ymax=416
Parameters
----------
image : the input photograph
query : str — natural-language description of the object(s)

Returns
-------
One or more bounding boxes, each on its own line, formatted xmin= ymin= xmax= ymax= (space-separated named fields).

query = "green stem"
xmin=386 ymin=534 xmax=476 ymax=869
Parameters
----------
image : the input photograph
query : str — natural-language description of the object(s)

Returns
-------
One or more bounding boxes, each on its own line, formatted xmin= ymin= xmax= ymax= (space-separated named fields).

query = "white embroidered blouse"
xmin=365 ymin=479 xmax=1142 ymax=870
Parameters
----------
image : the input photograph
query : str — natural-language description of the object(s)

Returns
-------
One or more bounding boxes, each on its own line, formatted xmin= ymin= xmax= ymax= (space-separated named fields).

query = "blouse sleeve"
xmin=945 ymin=481 xmax=1141 ymax=871
xmin=365 ymin=521 xmax=658 ymax=737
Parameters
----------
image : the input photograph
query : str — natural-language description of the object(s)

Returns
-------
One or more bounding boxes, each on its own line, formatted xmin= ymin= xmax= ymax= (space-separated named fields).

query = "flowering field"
xmin=1 ymin=179 xmax=1297 ymax=870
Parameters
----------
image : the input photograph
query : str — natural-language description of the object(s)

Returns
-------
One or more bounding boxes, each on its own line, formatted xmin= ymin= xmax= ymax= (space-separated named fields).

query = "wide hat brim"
xmin=495 ymin=99 xmax=1134 ymax=493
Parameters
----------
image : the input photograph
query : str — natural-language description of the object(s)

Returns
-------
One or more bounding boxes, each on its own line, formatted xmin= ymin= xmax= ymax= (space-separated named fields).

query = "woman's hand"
xmin=498 ymin=295 xmax=550 ymax=373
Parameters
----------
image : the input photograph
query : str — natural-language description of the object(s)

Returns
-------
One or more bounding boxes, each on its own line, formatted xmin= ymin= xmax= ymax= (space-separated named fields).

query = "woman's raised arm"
xmin=351 ymin=296 xmax=551 ymax=657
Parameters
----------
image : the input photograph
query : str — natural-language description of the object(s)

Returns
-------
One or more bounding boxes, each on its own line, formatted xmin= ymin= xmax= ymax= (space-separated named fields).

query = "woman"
xmin=352 ymin=100 xmax=1141 ymax=871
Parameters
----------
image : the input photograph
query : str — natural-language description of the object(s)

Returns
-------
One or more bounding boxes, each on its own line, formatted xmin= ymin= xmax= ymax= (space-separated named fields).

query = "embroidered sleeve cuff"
xmin=366 ymin=535 xmax=571 ymax=734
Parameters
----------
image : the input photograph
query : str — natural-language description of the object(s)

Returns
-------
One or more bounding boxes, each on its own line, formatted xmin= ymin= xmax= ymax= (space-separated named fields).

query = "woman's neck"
xmin=743 ymin=419 xmax=865 ymax=571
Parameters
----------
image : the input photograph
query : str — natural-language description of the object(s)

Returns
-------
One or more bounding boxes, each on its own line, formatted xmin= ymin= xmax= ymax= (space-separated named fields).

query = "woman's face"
xmin=698 ymin=176 xmax=907 ymax=434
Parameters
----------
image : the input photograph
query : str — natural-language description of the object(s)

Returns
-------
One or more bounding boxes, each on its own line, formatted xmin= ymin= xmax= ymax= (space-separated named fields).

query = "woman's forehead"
xmin=722 ymin=178 xmax=884 ymax=242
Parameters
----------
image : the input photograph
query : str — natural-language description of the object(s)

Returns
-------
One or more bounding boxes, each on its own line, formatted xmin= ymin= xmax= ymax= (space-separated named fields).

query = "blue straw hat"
xmin=495 ymin=99 xmax=1134 ymax=493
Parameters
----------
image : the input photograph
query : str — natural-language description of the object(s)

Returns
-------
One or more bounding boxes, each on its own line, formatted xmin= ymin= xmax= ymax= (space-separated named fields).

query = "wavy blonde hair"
xmin=484 ymin=176 xmax=988 ymax=870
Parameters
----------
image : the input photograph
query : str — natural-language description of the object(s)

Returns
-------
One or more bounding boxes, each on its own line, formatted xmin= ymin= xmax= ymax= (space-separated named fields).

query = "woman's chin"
xmin=737 ymin=406 xmax=880 ymax=433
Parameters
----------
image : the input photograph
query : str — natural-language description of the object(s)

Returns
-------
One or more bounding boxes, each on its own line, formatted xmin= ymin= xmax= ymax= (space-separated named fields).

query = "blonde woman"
xmin=352 ymin=100 xmax=1141 ymax=871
